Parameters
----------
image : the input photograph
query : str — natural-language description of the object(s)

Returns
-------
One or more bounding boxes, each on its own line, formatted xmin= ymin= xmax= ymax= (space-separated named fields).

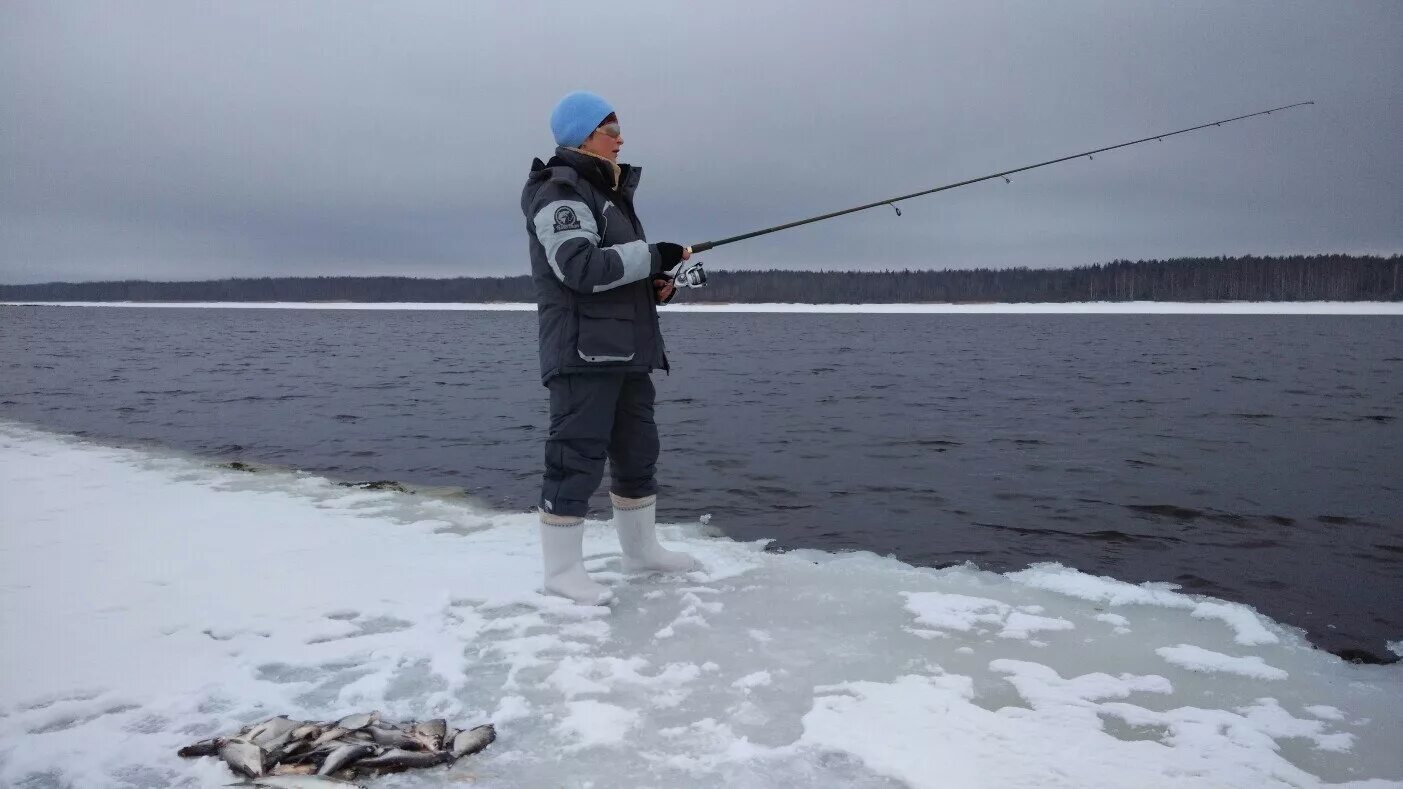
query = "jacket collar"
xmin=536 ymin=146 xmax=642 ymax=199
xmin=562 ymin=146 xmax=621 ymax=190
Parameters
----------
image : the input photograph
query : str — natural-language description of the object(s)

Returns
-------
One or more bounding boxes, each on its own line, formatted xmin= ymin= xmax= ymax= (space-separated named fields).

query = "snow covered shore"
xmin=5 ymin=300 xmax=1403 ymax=314
xmin=2 ymin=422 xmax=1400 ymax=787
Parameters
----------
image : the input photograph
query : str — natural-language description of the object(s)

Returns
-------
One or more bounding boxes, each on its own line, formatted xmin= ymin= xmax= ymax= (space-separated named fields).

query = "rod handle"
xmin=689 ymin=241 xmax=715 ymax=254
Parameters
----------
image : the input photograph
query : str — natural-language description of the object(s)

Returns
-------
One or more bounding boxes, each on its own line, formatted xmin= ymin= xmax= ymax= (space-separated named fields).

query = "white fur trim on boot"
xmin=611 ymin=493 xmax=701 ymax=574
xmin=539 ymin=515 xmax=613 ymax=605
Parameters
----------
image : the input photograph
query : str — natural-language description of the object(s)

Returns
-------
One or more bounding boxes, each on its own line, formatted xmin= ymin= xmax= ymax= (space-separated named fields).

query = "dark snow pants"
xmin=540 ymin=372 xmax=659 ymax=517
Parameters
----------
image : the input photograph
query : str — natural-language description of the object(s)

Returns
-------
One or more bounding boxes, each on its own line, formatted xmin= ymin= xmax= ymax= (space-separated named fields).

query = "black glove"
xmin=654 ymin=242 xmax=685 ymax=273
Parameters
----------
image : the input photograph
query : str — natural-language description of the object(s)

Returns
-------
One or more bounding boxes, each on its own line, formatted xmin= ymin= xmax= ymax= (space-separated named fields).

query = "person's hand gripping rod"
xmin=653 ymin=245 xmax=707 ymax=305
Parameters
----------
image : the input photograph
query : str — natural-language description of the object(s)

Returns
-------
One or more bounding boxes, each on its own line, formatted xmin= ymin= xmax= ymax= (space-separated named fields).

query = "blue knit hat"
xmin=550 ymin=91 xmax=614 ymax=148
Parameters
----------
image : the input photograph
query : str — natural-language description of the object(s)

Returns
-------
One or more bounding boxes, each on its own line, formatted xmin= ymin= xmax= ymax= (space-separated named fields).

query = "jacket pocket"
xmin=576 ymin=301 xmax=636 ymax=363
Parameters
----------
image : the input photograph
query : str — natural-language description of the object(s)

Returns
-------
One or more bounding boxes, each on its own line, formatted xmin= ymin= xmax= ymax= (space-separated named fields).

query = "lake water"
xmin=2 ymin=304 xmax=1400 ymax=661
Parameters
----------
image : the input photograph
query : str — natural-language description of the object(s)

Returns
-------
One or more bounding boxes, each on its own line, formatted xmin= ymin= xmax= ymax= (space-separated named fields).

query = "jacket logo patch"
xmin=553 ymin=206 xmax=582 ymax=232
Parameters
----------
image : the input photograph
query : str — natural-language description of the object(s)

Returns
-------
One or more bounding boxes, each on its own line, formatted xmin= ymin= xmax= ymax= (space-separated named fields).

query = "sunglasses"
xmin=593 ymin=122 xmax=621 ymax=139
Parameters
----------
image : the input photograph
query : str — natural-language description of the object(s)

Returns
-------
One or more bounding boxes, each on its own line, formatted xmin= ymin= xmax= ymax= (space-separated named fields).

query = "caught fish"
xmin=355 ymin=747 xmax=452 ymax=773
xmin=316 ymin=743 xmax=375 ymax=776
xmin=451 ymin=724 xmax=497 ymax=758
xmin=247 ymin=716 xmax=301 ymax=747
xmin=219 ymin=738 xmax=267 ymax=779
xmin=333 ymin=711 xmax=379 ymax=730
xmin=309 ymin=726 xmax=349 ymax=749
xmin=365 ymin=725 xmax=423 ymax=750
xmin=412 ymin=718 xmax=448 ymax=750
xmin=265 ymin=737 xmax=313 ymax=765
xmin=179 ymin=711 xmax=494 ymax=781
xmin=259 ymin=731 xmax=297 ymax=755
xmin=176 ymin=736 xmax=224 ymax=758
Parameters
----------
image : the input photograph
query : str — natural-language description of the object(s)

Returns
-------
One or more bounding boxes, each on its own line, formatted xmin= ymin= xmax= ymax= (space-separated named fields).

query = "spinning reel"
xmin=655 ymin=254 xmax=705 ymax=306
xmin=671 ymin=259 xmax=707 ymax=289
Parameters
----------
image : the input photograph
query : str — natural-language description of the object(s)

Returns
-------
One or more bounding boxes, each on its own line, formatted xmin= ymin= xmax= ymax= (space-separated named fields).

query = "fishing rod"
xmin=669 ymin=100 xmax=1315 ymax=288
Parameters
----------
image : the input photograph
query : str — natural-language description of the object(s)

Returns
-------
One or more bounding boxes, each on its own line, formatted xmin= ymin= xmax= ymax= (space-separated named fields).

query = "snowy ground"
xmin=2 ymin=421 xmax=1401 ymax=788
xmin=5 ymin=300 xmax=1403 ymax=314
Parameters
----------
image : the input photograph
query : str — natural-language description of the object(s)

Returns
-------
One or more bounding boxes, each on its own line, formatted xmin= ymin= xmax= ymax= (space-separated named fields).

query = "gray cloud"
xmin=2 ymin=1 xmax=1400 ymax=283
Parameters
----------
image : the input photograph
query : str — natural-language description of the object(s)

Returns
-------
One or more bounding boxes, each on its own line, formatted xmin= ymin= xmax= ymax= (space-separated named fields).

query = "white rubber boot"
xmin=611 ymin=493 xmax=701 ymax=574
xmin=539 ymin=514 xmax=613 ymax=605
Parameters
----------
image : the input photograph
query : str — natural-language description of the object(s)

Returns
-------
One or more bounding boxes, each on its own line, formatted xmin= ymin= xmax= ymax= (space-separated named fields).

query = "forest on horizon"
xmin=2 ymin=255 xmax=1399 ymax=304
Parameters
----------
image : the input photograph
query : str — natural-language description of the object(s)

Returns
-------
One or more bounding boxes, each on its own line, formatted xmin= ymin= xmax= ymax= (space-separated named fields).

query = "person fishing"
xmin=516 ymin=95 xmax=1311 ymax=606
xmin=521 ymin=91 xmax=701 ymax=605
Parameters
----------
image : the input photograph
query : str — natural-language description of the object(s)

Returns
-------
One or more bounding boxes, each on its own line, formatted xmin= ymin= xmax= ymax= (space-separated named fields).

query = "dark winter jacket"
xmin=521 ymin=146 xmax=670 ymax=384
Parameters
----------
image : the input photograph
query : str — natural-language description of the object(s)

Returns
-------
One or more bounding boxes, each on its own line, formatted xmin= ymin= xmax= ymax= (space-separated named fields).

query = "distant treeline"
xmin=3 ymin=255 xmax=1399 ymax=304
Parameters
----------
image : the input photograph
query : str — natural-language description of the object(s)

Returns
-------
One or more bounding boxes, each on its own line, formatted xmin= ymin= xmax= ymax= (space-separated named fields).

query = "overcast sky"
xmin=2 ymin=2 xmax=1400 ymax=284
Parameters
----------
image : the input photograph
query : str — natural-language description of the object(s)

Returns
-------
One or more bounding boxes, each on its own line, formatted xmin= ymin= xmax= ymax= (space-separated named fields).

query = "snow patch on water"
xmin=1156 ymin=644 xmax=1290 ymax=680
xmin=1 ymin=420 xmax=1400 ymax=787
xmin=1008 ymin=564 xmax=1281 ymax=645
xmin=903 ymin=592 xmax=1075 ymax=641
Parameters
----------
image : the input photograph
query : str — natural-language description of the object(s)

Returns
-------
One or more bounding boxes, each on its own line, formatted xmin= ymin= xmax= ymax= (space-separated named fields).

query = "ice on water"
xmin=1 ymin=421 xmax=1400 ymax=787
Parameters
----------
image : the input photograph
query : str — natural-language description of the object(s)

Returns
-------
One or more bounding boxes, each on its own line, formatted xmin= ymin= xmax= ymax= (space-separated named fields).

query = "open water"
xmin=2 ymin=304 xmax=1400 ymax=661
